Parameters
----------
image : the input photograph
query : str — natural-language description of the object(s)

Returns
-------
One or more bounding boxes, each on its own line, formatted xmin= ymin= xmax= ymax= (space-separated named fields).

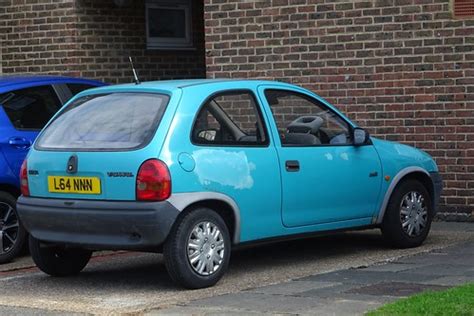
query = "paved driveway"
xmin=0 ymin=222 xmax=472 ymax=315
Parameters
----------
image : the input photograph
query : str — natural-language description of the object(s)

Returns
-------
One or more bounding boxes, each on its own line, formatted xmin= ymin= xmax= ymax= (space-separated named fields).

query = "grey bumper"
xmin=17 ymin=196 xmax=180 ymax=250
xmin=430 ymin=171 xmax=443 ymax=214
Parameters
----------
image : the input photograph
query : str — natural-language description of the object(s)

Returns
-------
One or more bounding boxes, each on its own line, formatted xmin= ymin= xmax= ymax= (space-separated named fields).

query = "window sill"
xmin=146 ymin=46 xmax=197 ymax=51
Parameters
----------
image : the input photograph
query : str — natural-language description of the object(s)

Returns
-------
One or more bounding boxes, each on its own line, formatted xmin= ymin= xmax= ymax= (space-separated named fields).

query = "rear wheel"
xmin=0 ymin=192 xmax=27 ymax=264
xmin=29 ymin=236 xmax=92 ymax=276
xmin=381 ymin=179 xmax=433 ymax=248
xmin=164 ymin=207 xmax=231 ymax=289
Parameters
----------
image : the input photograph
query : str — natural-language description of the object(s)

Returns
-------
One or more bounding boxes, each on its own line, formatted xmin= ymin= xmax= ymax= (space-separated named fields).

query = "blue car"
xmin=0 ymin=76 xmax=104 ymax=263
xmin=17 ymin=80 xmax=442 ymax=288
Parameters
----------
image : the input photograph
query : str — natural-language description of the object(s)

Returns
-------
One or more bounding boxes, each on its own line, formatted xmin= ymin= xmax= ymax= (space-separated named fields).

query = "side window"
xmin=264 ymin=89 xmax=351 ymax=146
xmin=0 ymin=85 xmax=62 ymax=130
xmin=192 ymin=91 xmax=268 ymax=146
xmin=67 ymin=83 xmax=97 ymax=96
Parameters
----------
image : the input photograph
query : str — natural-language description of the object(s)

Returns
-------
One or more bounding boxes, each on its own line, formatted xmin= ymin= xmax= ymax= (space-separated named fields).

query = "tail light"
xmin=20 ymin=159 xmax=30 ymax=196
xmin=136 ymin=159 xmax=171 ymax=201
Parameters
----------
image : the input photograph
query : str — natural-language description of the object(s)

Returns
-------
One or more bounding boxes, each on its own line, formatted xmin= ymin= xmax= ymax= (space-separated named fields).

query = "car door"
xmin=0 ymin=84 xmax=62 ymax=179
xmin=258 ymin=86 xmax=382 ymax=227
xmin=184 ymin=88 xmax=282 ymax=242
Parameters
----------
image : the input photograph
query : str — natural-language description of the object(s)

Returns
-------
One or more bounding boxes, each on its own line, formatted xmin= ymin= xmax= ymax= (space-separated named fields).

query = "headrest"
xmin=287 ymin=116 xmax=323 ymax=134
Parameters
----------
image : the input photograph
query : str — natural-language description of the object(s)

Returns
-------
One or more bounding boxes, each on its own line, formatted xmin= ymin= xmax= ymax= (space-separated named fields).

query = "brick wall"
xmin=204 ymin=0 xmax=474 ymax=220
xmin=0 ymin=0 xmax=78 ymax=75
xmin=0 ymin=0 xmax=206 ymax=83
xmin=73 ymin=0 xmax=206 ymax=83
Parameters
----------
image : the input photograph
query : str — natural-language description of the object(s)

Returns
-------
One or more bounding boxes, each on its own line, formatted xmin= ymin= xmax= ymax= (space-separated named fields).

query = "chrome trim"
xmin=168 ymin=192 xmax=241 ymax=244
xmin=376 ymin=167 xmax=430 ymax=224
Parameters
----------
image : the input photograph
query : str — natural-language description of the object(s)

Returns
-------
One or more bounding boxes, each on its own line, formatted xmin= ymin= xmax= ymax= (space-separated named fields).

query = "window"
xmin=146 ymin=0 xmax=193 ymax=49
xmin=36 ymin=93 xmax=169 ymax=151
xmin=452 ymin=0 xmax=474 ymax=19
xmin=0 ymin=85 xmax=62 ymax=130
xmin=192 ymin=91 xmax=268 ymax=146
xmin=264 ymin=90 xmax=351 ymax=146
xmin=67 ymin=83 xmax=98 ymax=96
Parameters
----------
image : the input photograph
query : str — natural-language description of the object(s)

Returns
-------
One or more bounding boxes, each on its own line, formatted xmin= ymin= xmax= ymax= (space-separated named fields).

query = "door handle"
xmin=285 ymin=160 xmax=300 ymax=172
xmin=8 ymin=137 xmax=31 ymax=149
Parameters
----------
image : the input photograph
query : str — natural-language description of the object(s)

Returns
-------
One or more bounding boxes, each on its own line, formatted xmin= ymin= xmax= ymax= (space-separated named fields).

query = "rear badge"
xmin=107 ymin=172 xmax=134 ymax=178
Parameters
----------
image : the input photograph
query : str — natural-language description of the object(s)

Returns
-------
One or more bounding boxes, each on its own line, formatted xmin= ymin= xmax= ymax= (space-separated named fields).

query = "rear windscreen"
xmin=35 ymin=93 xmax=169 ymax=151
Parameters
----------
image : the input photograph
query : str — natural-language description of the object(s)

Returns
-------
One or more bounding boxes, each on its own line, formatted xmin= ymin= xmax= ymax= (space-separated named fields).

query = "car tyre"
xmin=0 ymin=192 xmax=27 ymax=264
xmin=29 ymin=236 xmax=92 ymax=276
xmin=381 ymin=179 xmax=433 ymax=248
xmin=164 ymin=207 xmax=231 ymax=289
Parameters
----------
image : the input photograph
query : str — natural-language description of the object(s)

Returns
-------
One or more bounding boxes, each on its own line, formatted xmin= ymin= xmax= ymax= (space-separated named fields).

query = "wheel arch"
xmin=167 ymin=192 xmax=241 ymax=244
xmin=376 ymin=167 xmax=434 ymax=224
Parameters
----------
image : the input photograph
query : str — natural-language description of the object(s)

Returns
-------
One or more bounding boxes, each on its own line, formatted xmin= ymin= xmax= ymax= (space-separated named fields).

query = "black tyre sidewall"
xmin=0 ymin=192 xmax=27 ymax=264
xmin=164 ymin=208 xmax=231 ymax=289
xmin=29 ymin=235 xmax=92 ymax=276
xmin=382 ymin=179 xmax=433 ymax=248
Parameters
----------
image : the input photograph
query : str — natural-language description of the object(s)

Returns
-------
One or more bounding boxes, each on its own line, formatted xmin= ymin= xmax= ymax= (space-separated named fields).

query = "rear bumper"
xmin=430 ymin=171 xmax=443 ymax=214
xmin=16 ymin=196 xmax=180 ymax=250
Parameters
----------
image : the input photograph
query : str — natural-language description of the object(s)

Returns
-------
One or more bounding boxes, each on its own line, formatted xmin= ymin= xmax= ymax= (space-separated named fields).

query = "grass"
xmin=366 ymin=282 xmax=474 ymax=316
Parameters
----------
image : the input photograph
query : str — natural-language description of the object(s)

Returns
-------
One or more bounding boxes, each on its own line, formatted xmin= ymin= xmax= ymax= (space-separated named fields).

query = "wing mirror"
xmin=353 ymin=128 xmax=369 ymax=146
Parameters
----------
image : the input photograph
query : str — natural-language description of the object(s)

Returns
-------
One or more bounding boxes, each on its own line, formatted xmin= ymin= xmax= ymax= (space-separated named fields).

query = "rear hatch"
xmin=27 ymin=92 xmax=170 ymax=201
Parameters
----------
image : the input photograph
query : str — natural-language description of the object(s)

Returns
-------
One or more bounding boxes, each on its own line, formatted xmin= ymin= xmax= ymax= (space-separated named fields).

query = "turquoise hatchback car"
xmin=17 ymin=80 xmax=442 ymax=289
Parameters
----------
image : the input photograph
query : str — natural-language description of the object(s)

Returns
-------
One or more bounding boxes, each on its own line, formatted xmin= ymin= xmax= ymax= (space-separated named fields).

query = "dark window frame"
xmin=145 ymin=0 xmax=194 ymax=50
xmin=191 ymin=89 xmax=270 ymax=148
xmin=66 ymin=83 xmax=98 ymax=97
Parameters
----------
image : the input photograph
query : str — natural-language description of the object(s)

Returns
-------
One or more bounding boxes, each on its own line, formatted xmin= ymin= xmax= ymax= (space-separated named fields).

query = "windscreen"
xmin=36 ymin=92 xmax=169 ymax=151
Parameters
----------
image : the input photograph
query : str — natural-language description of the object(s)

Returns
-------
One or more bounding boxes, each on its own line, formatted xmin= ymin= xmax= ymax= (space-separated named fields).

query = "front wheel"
xmin=164 ymin=208 xmax=231 ymax=289
xmin=381 ymin=179 xmax=433 ymax=248
xmin=29 ymin=236 xmax=92 ymax=276
xmin=0 ymin=192 xmax=27 ymax=264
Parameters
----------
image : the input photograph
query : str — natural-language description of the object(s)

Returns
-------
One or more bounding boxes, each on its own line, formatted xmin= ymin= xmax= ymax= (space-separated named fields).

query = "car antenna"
xmin=129 ymin=56 xmax=140 ymax=85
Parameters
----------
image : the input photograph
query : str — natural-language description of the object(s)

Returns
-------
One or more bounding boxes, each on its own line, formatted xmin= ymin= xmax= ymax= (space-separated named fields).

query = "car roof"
xmin=0 ymin=75 xmax=104 ymax=90
xmin=86 ymin=79 xmax=297 ymax=94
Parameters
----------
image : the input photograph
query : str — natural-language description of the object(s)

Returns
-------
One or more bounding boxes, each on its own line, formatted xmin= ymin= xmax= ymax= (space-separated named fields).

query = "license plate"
xmin=48 ymin=176 xmax=101 ymax=194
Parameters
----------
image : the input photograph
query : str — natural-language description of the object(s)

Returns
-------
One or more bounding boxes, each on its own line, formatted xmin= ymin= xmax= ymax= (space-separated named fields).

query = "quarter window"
xmin=192 ymin=91 xmax=268 ymax=146
xmin=0 ymin=85 xmax=62 ymax=130
xmin=264 ymin=89 xmax=351 ymax=146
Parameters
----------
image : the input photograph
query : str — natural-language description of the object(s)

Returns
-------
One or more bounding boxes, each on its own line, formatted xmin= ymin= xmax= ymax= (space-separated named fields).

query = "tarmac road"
xmin=0 ymin=222 xmax=472 ymax=315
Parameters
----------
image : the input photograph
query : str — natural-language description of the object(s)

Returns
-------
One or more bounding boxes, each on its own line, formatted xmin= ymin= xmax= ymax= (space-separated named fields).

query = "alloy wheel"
xmin=0 ymin=202 xmax=20 ymax=255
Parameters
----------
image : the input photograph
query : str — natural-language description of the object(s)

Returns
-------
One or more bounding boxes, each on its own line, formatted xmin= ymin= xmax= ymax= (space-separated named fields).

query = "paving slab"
xmin=402 ymin=263 xmax=473 ymax=276
xmin=298 ymin=269 xmax=435 ymax=284
xmin=185 ymin=292 xmax=326 ymax=314
xmin=244 ymin=280 xmax=341 ymax=296
xmin=360 ymin=262 xmax=418 ymax=272
xmin=297 ymin=283 xmax=395 ymax=304
xmin=421 ymin=275 xmax=474 ymax=286
xmin=346 ymin=282 xmax=450 ymax=297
